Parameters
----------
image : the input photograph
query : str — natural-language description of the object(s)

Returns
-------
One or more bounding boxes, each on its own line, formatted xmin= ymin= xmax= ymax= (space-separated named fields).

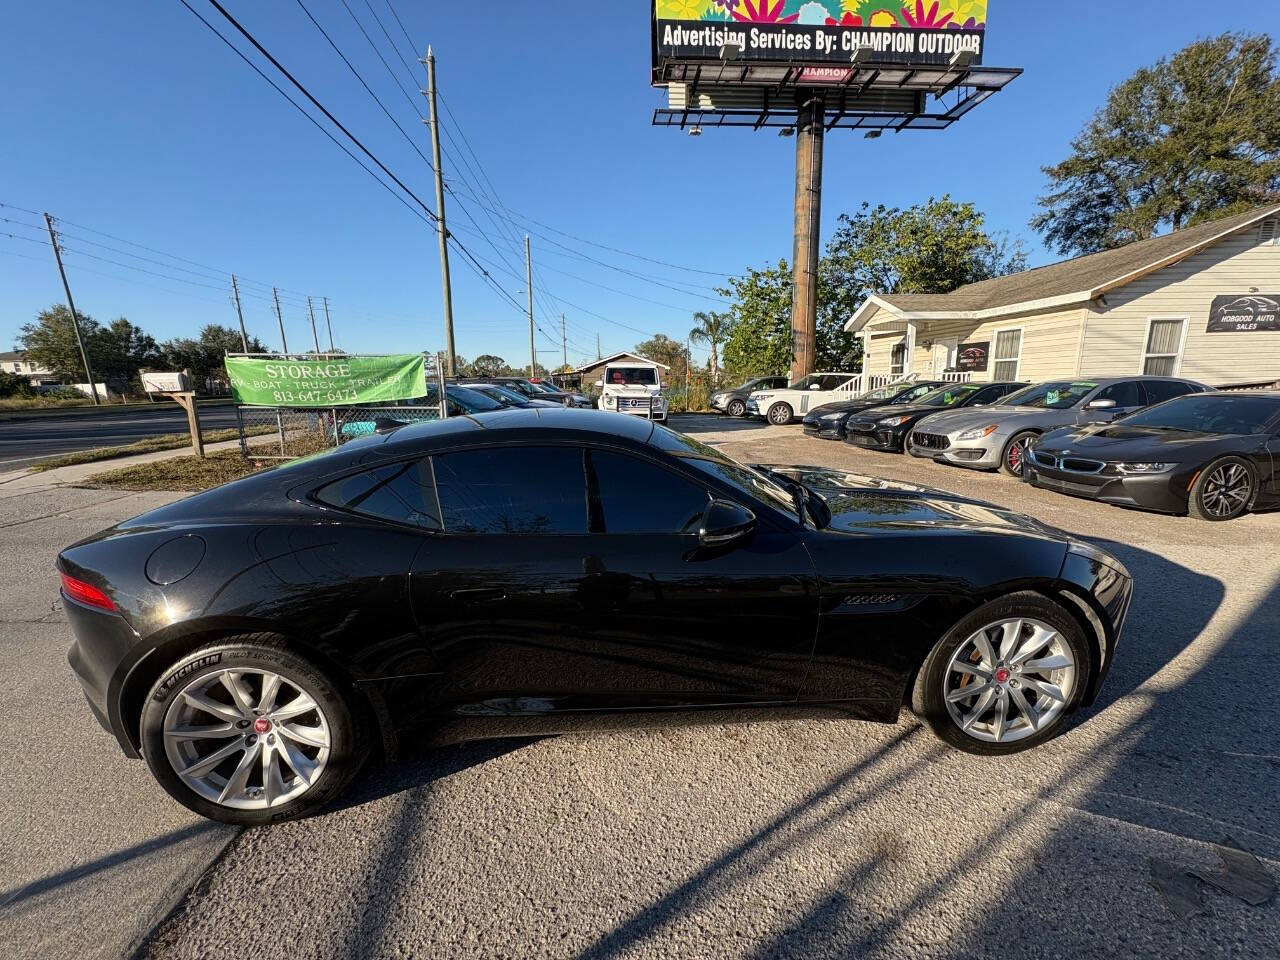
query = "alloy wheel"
xmin=163 ymin=668 xmax=331 ymax=810
xmin=942 ymin=617 xmax=1076 ymax=744
xmin=728 ymin=399 xmax=746 ymax=417
xmin=1201 ymin=462 xmax=1252 ymax=518
xmin=768 ymin=403 xmax=792 ymax=425
xmin=1006 ymin=435 xmax=1033 ymax=473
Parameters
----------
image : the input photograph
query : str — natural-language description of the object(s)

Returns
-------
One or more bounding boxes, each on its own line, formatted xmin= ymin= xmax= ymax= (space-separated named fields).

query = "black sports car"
xmin=802 ymin=381 xmax=946 ymax=440
xmin=59 ymin=409 xmax=1131 ymax=825
xmin=844 ymin=381 xmax=1026 ymax=452
xmin=1024 ymin=392 xmax=1280 ymax=520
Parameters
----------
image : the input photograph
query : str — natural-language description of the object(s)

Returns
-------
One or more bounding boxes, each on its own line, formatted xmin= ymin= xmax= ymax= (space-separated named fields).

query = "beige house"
xmin=846 ymin=204 xmax=1280 ymax=389
xmin=0 ymin=350 xmax=59 ymax=389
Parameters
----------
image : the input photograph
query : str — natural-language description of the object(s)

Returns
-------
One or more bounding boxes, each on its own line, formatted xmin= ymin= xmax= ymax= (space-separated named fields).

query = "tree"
xmin=96 ymin=318 xmax=161 ymax=385
xmin=634 ymin=334 xmax=690 ymax=382
xmin=1032 ymin=33 xmax=1280 ymax=255
xmin=18 ymin=305 xmax=101 ymax=382
xmin=719 ymin=197 xmax=1020 ymax=381
xmin=469 ymin=354 xmax=510 ymax=377
xmin=689 ymin=311 xmax=732 ymax=387
xmin=162 ymin=324 xmax=267 ymax=392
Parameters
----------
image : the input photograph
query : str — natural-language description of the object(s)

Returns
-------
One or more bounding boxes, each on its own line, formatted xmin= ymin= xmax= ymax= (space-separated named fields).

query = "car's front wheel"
xmin=727 ymin=398 xmax=747 ymax=418
xmin=1188 ymin=456 xmax=1255 ymax=521
xmin=1000 ymin=430 xmax=1038 ymax=476
xmin=767 ymin=402 xmax=794 ymax=425
xmin=140 ymin=638 xmax=366 ymax=825
xmin=912 ymin=592 xmax=1091 ymax=754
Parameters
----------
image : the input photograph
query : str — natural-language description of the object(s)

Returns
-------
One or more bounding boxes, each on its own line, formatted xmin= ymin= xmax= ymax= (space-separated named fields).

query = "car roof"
xmin=378 ymin=407 xmax=653 ymax=450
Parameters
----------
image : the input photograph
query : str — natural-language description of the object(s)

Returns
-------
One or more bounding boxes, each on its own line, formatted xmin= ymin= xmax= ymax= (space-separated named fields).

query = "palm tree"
xmin=689 ymin=311 xmax=731 ymax=387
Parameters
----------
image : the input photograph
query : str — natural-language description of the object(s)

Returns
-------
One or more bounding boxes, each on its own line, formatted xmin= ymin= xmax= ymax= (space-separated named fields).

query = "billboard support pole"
xmin=790 ymin=92 xmax=825 ymax=382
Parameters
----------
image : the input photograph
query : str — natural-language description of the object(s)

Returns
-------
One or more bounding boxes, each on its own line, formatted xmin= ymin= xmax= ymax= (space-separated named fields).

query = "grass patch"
xmin=29 ymin=427 xmax=274 ymax=472
xmin=0 ymin=396 xmax=93 ymax=411
xmin=83 ymin=433 xmax=334 ymax=492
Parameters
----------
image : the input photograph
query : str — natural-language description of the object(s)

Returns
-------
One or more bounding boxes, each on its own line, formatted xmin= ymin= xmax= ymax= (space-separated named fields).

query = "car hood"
xmin=850 ymin=403 xmax=950 ymax=421
xmin=757 ymin=464 xmax=1067 ymax=540
xmin=917 ymin=405 xmax=1075 ymax=433
xmin=1038 ymin=424 xmax=1242 ymax=460
xmin=803 ymin=399 xmax=881 ymax=418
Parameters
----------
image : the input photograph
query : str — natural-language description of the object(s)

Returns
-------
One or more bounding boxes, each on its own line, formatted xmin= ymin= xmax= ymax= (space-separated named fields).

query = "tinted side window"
xmin=1095 ymin=381 xmax=1143 ymax=408
xmin=969 ymin=386 xmax=1007 ymax=405
xmin=433 ymin=446 xmax=587 ymax=534
xmin=1143 ymin=380 xmax=1199 ymax=405
xmin=315 ymin=460 xmax=440 ymax=529
xmin=587 ymin=450 xmax=709 ymax=534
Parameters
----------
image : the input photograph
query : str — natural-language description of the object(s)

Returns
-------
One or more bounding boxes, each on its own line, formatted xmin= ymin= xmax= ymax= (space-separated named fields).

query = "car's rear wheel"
xmin=140 ymin=638 xmax=366 ymax=825
xmin=767 ymin=402 xmax=794 ymax=425
xmin=912 ymin=593 xmax=1091 ymax=754
xmin=727 ymin=398 xmax=747 ymax=418
xmin=1188 ymin=456 xmax=1255 ymax=521
xmin=1000 ymin=430 xmax=1038 ymax=476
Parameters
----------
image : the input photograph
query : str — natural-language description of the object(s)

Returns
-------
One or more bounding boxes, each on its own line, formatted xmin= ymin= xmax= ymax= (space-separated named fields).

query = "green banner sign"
xmin=225 ymin=355 xmax=428 ymax=407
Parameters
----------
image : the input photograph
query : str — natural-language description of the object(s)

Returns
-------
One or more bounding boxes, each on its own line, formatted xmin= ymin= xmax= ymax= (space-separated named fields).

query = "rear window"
xmin=315 ymin=460 xmax=440 ymax=529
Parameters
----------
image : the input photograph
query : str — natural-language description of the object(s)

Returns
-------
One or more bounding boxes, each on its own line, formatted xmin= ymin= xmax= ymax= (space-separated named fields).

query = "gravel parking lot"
xmin=4 ymin=414 xmax=1278 ymax=960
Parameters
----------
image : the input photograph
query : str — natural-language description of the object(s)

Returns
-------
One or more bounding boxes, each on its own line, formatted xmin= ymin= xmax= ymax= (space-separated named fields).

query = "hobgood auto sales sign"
xmin=1206 ymin=294 xmax=1280 ymax=333
xmin=653 ymin=1 xmax=986 ymax=67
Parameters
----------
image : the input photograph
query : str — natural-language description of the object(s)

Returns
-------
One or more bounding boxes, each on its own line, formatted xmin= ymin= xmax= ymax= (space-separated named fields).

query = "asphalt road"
xmin=0 ymin=404 xmax=242 ymax=469
xmin=2 ymin=415 xmax=1277 ymax=960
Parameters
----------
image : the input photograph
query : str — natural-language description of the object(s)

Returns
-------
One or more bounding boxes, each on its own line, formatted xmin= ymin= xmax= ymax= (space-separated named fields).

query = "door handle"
xmin=449 ymin=587 xmax=506 ymax=603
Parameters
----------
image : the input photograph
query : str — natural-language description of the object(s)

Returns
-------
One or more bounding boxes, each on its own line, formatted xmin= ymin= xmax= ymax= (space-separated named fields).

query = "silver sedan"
xmin=907 ymin=376 xmax=1208 ymax=475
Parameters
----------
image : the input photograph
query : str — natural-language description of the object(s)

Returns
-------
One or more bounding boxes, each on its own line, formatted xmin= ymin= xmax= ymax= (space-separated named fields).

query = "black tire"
xmin=727 ymin=398 xmax=747 ymax=418
xmin=767 ymin=402 xmax=794 ymax=426
xmin=999 ymin=430 xmax=1038 ymax=477
xmin=911 ymin=592 xmax=1092 ymax=755
xmin=140 ymin=637 xmax=366 ymax=825
xmin=1187 ymin=456 xmax=1256 ymax=521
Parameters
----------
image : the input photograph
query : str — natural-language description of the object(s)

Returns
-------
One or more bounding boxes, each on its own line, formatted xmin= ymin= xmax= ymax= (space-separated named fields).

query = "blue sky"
xmin=2 ymin=1 xmax=1277 ymax=369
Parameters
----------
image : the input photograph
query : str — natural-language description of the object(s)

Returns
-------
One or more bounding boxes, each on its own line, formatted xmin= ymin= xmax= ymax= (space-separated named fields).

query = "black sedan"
xmin=1024 ymin=392 xmax=1280 ymax=520
xmin=802 ymin=381 xmax=946 ymax=440
xmin=844 ymin=381 xmax=1026 ymax=453
xmin=59 ymin=409 xmax=1131 ymax=825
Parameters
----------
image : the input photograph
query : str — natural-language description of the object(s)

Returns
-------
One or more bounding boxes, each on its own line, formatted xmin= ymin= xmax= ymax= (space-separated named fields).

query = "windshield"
xmin=472 ymin=384 xmax=530 ymax=407
xmin=529 ymin=381 xmax=561 ymax=394
xmin=918 ymin=384 xmax=983 ymax=407
xmin=426 ymin=384 xmax=503 ymax=413
xmin=648 ymin=426 xmax=798 ymax=516
xmin=606 ymin=367 xmax=657 ymax=386
xmin=1119 ymin=395 xmax=1280 ymax=435
xmin=1001 ymin=381 xmax=1098 ymax=410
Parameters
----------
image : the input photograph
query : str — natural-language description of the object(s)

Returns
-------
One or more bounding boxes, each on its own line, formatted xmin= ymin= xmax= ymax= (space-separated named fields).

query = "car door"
xmin=407 ymin=443 xmax=818 ymax=715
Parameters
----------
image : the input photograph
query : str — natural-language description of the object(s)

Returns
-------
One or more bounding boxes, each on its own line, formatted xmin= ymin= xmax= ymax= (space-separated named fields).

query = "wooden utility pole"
xmin=596 ymin=334 xmax=601 ymax=361
xmin=322 ymin=296 xmax=335 ymax=352
xmin=790 ymin=93 xmax=825 ymax=382
xmin=685 ymin=337 xmax=692 ymax=414
xmin=230 ymin=275 xmax=249 ymax=351
xmin=307 ymin=297 xmax=321 ymax=355
xmin=424 ymin=47 xmax=457 ymax=377
xmin=561 ymin=314 xmax=567 ymax=373
xmin=42 ymin=213 xmax=100 ymax=405
xmin=272 ymin=287 xmax=289 ymax=353
xmin=525 ymin=235 xmax=536 ymax=379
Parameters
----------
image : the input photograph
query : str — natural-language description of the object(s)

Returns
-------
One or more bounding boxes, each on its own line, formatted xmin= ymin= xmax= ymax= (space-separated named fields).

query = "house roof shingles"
xmin=872 ymin=204 xmax=1280 ymax=317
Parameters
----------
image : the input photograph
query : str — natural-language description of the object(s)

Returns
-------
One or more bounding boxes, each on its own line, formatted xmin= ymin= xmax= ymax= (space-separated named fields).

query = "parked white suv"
xmin=746 ymin=373 xmax=863 ymax=425
xmin=596 ymin=362 xmax=668 ymax=423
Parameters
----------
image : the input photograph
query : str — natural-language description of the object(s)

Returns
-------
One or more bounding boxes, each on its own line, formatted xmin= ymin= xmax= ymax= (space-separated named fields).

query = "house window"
xmin=992 ymin=329 xmax=1022 ymax=381
xmin=889 ymin=341 xmax=907 ymax=376
xmin=1143 ymin=317 xmax=1186 ymax=376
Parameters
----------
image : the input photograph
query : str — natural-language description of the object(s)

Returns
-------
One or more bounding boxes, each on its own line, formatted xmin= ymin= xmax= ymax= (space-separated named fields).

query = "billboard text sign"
xmin=1206 ymin=295 xmax=1280 ymax=333
xmin=653 ymin=1 xmax=986 ymax=68
xmin=225 ymin=355 xmax=428 ymax=407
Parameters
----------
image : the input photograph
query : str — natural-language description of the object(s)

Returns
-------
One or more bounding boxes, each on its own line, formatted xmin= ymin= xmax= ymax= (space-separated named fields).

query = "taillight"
xmin=59 ymin=572 xmax=116 ymax=612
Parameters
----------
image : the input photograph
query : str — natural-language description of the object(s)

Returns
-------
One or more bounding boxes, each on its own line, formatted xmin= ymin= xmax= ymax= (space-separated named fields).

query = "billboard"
xmin=1206 ymin=294 xmax=1280 ymax=333
xmin=653 ymin=1 xmax=987 ymax=68
xmin=225 ymin=355 xmax=428 ymax=407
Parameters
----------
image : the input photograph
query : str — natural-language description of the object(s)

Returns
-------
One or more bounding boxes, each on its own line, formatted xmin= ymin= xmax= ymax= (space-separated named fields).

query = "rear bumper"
xmin=1024 ymin=464 xmax=1189 ymax=514
xmin=64 ymin=591 xmax=143 ymax=756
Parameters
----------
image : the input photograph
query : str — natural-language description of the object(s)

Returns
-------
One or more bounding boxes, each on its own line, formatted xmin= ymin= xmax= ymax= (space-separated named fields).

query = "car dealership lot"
xmin=3 ymin=414 xmax=1278 ymax=959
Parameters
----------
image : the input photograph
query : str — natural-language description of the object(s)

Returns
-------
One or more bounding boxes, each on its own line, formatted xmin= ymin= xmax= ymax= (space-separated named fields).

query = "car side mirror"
xmin=698 ymin=499 xmax=756 ymax=549
xmin=1085 ymin=398 xmax=1117 ymax=411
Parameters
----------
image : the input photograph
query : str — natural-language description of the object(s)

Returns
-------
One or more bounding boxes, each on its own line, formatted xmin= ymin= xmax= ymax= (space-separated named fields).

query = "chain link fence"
xmin=234 ymin=403 xmax=446 ymax=459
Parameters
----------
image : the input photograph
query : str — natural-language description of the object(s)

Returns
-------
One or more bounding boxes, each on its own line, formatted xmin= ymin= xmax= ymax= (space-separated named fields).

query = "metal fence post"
xmin=276 ymin=409 xmax=286 ymax=456
xmin=235 ymin=404 xmax=248 ymax=457
xmin=436 ymin=352 xmax=448 ymax=420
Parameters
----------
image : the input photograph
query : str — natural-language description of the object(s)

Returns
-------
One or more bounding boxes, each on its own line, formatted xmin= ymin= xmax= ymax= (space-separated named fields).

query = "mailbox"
xmin=142 ymin=371 xmax=191 ymax=393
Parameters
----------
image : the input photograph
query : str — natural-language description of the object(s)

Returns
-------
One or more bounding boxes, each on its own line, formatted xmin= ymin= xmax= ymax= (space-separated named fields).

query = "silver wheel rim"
xmin=1201 ymin=462 xmax=1251 ymax=518
xmin=1007 ymin=436 xmax=1032 ymax=472
xmin=769 ymin=405 xmax=789 ymax=424
xmin=729 ymin=400 xmax=744 ymax=416
xmin=163 ymin=668 xmax=331 ymax=810
xmin=943 ymin=617 xmax=1076 ymax=744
